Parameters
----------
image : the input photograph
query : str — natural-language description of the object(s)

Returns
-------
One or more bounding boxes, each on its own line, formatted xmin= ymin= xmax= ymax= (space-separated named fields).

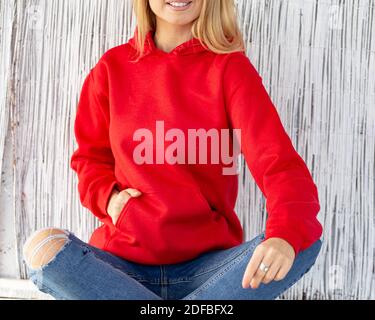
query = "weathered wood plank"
xmin=0 ymin=278 xmax=53 ymax=300
xmin=0 ymin=0 xmax=19 ymax=280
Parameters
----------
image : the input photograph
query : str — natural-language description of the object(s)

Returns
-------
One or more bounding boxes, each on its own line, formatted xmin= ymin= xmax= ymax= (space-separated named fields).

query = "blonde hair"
xmin=132 ymin=0 xmax=245 ymax=58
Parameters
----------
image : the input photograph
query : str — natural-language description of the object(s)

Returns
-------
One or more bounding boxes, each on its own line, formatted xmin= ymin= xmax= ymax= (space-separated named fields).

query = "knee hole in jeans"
xmin=22 ymin=227 xmax=70 ymax=270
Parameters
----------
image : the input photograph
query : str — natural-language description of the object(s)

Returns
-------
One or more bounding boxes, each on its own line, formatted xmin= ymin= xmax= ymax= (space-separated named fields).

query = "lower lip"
xmin=167 ymin=2 xmax=193 ymax=11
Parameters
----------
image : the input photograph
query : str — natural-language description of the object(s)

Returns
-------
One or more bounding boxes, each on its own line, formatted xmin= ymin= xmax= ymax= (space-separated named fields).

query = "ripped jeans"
xmin=24 ymin=229 xmax=322 ymax=300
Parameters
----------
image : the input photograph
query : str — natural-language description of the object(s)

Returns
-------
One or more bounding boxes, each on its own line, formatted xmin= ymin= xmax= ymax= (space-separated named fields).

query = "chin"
xmin=163 ymin=16 xmax=196 ymax=26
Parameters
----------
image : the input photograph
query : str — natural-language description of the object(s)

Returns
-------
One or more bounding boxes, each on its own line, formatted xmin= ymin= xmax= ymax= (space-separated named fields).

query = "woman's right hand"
xmin=107 ymin=188 xmax=142 ymax=225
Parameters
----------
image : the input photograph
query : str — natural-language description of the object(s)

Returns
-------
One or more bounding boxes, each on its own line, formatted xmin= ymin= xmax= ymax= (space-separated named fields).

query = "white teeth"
xmin=169 ymin=2 xmax=191 ymax=8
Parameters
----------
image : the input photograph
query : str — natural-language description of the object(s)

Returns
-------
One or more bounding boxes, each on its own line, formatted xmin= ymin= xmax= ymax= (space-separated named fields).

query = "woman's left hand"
xmin=242 ymin=237 xmax=296 ymax=289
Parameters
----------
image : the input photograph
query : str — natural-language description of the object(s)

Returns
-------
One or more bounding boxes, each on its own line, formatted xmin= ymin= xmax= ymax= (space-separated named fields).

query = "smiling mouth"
xmin=166 ymin=1 xmax=193 ymax=9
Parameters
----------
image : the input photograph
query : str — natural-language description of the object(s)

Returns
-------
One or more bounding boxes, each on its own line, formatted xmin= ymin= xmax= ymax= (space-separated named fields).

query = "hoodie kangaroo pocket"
xmin=114 ymin=196 xmax=136 ymax=229
xmin=116 ymin=186 xmax=214 ymax=231
xmin=107 ymin=185 xmax=230 ymax=263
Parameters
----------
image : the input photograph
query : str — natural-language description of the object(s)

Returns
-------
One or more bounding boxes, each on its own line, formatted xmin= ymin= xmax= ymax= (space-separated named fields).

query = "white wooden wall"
xmin=0 ymin=0 xmax=374 ymax=300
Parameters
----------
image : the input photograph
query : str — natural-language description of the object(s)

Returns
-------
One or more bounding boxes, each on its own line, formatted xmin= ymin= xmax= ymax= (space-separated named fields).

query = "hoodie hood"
xmin=128 ymin=28 xmax=208 ymax=57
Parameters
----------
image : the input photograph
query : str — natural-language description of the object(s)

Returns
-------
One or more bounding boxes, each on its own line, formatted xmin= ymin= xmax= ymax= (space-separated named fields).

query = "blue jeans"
xmin=27 ymin=230 xmax=322 ymax=300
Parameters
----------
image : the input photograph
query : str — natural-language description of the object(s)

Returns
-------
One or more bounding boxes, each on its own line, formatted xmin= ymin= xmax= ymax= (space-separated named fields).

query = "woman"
xmin=23 ymin=0 xmax=323 ymax=300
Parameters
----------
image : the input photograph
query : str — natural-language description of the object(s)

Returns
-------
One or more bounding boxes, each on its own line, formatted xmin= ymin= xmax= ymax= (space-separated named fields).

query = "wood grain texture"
xmin=0 ymin=0 xmax=374 ymax=299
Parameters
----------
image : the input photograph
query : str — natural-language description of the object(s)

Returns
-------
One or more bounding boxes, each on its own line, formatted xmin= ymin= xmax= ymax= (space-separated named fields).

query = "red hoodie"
xmin=70 ymin=29 xmax=323 ymax=265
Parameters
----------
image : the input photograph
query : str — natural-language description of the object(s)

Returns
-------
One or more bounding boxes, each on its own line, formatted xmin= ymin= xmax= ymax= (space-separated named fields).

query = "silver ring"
xmin=259 ymin=262 xmax=270 ymax=273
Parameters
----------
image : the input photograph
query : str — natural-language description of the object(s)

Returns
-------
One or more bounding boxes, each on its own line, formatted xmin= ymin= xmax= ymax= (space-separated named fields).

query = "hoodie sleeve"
xmin=223 ymin=52 xmax=323 ymax=256
xmin=70 ymin=59 xmax=120 ymax=221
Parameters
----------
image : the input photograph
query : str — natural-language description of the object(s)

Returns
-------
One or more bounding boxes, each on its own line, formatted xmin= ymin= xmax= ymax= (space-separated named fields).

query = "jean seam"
xmin=95 ymin=249 xmax=152 ymax=282
xmin=82 ymin=244 xmax=152 ymax=283
xmin=184 ymin=233 xmax=265 ymax=280
xmin=186 ymin=251 xmax=250 ymax=280
xmin=166 ymin=279 xmax=193 ymax=284
xmin=182 ymin=237 xmax=261 ymax=300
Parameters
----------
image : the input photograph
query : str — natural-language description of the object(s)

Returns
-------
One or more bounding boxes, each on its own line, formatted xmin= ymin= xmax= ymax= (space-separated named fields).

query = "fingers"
xmin=106 ymin=187 xmax=141 ymax=225
xmin=117 ymin=190 xmax=130 ymax=199
xmin=261 ymin=258 xmax=282 ymax=284
xmin=116 ymin=188 xmax=142 ymax=211
xmin=124 ymin=188 xmax=142 ymax=197
xmin=117 ymin=188 xmax=142 ymax=202
xmin=274 ymin=259 xmax=293 ymax=281
xmin=242 ymin=245 xmax=265 ymax=288
xmin=242 ymin=238 xmax=296 ymax=289
xmin=249 ymin=253 xmax=274 ymax=289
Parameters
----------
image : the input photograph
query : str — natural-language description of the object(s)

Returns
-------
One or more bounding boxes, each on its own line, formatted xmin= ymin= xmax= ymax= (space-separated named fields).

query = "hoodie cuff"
xmin=263 ymin=226 xmax=304 ymax=256
xmin=263 ymin=201 xmax=322 ymax=257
